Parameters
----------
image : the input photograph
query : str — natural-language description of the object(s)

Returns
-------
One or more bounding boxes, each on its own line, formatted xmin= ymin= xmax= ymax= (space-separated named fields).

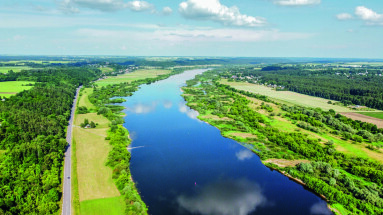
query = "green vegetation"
xmin=0 ymin=67 xmax=100 ymax=214
xmin=360 ymin=112 xmax=383 ymax=120
xmin=72 ymin=139 xmax=81 ymax=215
xmin=220 ymin=79 xmax=356 ymax=113
xmin=222 ymin=66 xmax=383 ymax=110
xmin=182 ymin=69 xmax=383 ymax=215
xmin=80 ymin=196 xmax=125 ymax=215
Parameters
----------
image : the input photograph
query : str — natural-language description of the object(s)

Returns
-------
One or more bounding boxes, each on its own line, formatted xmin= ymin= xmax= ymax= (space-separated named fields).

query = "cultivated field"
xmin=359 ymin=112 xmax=383 ymax=120
xmin=220 ymin=79 xmax=364 ymax=113
xmin=0 ymin=81 xmax=34 ymax=98
xmin=340 ymin=112 xmax=383 ymax=128
xmin=96 ymin=69 xmax=171 ymax=87
xmin=0 ymin=66 xmax=32 ymax=73
xmin=99 ymin=66 xmax=114 ymax=73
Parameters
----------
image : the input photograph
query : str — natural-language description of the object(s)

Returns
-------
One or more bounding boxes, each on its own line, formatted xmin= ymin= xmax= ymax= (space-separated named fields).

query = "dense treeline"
xmin=0 ymin=68 xmax=100 ymax=214
xmin=182 ymin=69 xmax=383 ymax=214
xmin=223 ymin=67 xmax=383 ymax=110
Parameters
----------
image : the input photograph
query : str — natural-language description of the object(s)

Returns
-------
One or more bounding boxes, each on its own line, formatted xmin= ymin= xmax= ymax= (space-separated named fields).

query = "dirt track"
xmin=340 ymin=112 xmax=383 ymax=128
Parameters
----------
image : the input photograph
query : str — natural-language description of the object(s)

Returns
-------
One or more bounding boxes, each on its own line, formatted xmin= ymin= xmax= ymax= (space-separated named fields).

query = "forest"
xmin=221 ymin=66 xmax=383 ymax=110
xmin=182 ymin=69 xmax=383 ymax=214
xmin=0 ymin=67 xmax=100 ymax=214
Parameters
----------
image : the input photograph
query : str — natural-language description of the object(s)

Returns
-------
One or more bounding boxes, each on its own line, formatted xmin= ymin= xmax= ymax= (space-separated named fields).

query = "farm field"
xmin=220 ymin=79 xmax=369 ymax=113
xmin=96 ymin=69 xmax=171 ymax=86
xmin=99 ymin=66 xmax=114 ymax=73
xmin=0 ymin=81 xmax=34 ymax=98
xmin=340 ymin=112 xmax=383 ymax=129
xmin=73 ymin=88 xmax=123 ymax=211
xmin=0 ymin=66 xmax=33 ymax=73
xmin=359 ymin=112 xmax=383 ymax=120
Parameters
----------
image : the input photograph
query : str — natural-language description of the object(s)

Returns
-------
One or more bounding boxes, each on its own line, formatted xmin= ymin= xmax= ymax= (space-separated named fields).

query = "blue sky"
xmin=1 ymin=0 xmax=383 ymax=58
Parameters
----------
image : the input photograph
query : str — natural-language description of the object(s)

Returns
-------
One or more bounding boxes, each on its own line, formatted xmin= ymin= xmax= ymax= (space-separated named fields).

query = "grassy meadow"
xmin=80 ymin=196 xmax=125 ymax=215
xmin=359 ymin=112 xmax=383 ymax=120
xmin=0 ymin=81 xmax=34 ymax=98
xmin=220 ymin=79 xmax=367 ymax=113
xmin=96 ymin=69 xmax=171 ymax=87
xmin=0 ymin=66 xmax=33 ymax=73
xmin=73 ymin=88 xmax=123 ymax=213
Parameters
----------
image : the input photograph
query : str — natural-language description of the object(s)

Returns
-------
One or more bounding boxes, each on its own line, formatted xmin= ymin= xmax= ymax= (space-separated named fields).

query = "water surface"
xmin=122 ymin=69 xmax=332 ymax=215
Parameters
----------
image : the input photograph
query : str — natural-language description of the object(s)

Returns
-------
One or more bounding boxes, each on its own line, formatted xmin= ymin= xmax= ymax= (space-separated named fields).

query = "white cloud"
xmin=273 ymin=0 xmax=320 ymax=6
xmin=178 ymin=0 xmax=267 ymax=27
xmin=162 ymin=6 xmax=173 ymax=15
xmin=336 ymin=13 xmax=352 ymax=20
xmin=126 ymin=1 xmax=154 ymax=12
xmin=355 ymin=6 xmax=383 ymax=25
xmin=59 ymin=0 xmax=154 ymax=12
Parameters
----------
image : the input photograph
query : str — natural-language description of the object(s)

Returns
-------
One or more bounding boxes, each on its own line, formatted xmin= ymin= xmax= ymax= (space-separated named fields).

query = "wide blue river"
xmin=122 ymin=69 xmax=332 ymax=215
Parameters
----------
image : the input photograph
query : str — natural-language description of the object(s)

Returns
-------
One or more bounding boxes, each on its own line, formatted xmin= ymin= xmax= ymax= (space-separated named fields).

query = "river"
xmin=122 ymin=69 xmax=332 ymax=215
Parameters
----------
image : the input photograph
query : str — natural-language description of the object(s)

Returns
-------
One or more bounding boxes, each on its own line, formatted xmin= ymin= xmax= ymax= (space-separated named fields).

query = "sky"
xmin=1 ymin=0 xmax=383 ymax=58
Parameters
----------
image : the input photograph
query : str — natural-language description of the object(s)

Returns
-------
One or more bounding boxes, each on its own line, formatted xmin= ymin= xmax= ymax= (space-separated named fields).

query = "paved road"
xmin=62 ymin=86 xmax=82 ymax=215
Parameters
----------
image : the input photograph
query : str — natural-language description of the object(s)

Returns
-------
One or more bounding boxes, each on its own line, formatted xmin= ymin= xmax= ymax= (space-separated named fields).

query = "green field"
xmin=359 ymin=112 xmax=383 ymax=120
xmin=78 ymin=88 xmax=96 ymax=110
xmin=80 ymin=196 xmax=125 ymax=215
xmin=220 ymin=79 xmax=366 ymax=113
xmin=96 ymin=69 xmax=171 ymax=87
xmin=0 ymin=81 xmax=34 ymax=98
xmin=0 ymin=66 xmax=33 ymax=73
xmin=99 ymin=66 xmax=114 ymax=73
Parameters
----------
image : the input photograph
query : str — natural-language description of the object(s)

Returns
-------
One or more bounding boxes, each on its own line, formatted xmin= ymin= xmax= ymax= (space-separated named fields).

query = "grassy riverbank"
xmin=73 ymin=68 xmax=187 ymax=214
xmin=182 ymin=70 xmax=383 ymax=215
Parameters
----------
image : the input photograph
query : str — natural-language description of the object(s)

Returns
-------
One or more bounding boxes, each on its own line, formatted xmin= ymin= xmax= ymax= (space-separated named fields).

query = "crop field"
xmin=96 ymin=69 xmax=171 ymax=87
xmin=80 ymin=196 xmax=125 ymax=215
xmin=340 ymin=112 xmax=383 ymax=128
xmin=359 ymin=112 xmax=383 ymax=120
xmin=0 ymin=66 xmax=33 ymax=73
xmin=0 ymin=81 xmax=34 ymax=98
xmin=220 ymin=79 xmax=364 ymax=113
xmin=99 ymin=66 xmax=114 ymax=73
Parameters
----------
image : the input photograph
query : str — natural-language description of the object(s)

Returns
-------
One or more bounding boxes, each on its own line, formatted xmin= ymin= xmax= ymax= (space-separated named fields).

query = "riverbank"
xmin=181 ymin=69 xmax=383 ymax=215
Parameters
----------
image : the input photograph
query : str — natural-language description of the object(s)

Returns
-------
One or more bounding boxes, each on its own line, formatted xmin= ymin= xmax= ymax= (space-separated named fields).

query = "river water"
xmin=122 ymin=69 xmax=332 ymax=215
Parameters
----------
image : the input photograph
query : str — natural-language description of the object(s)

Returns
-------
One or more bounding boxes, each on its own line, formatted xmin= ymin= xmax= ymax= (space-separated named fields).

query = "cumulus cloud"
xmin=177 ymin=179 xmax=266 ymax=215
xmin=355 ymin=6 xmax=383 ymax=25
xmin=59 ymin=0 xmax=154 ymax=12
xmin=162 ymin=6 xmax=173 ymax=15
xmin=338 ymin=6 xmax=383 ymax=26
xmin=126 ymin=1 xmax=154 ymax=12
xmin=336 ymin=13 xmax=352 ymax=20
xmin=235 ymin=150 xmax=254 ymax=161
xmin=273 ymin=0 xmax=320 ymax=6
xmin=178 ymin=0 xmax=267 ymax=27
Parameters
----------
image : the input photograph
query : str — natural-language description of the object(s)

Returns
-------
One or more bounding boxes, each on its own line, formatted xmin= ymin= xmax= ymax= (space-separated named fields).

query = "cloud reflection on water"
xmin=163 ymin=100 xmax=173 ymax=109
xmin=126 ymin=102 xmax=158 ymax=114
xmin=235 ymin=150 xmax=254 ymax=161
xmin=177 ymin=178 xmax=266 ymax=215
xmin=310 ymin=202 xmax=333 ymax=215
xmin=179 ymin=102 xmax=199 ymax=120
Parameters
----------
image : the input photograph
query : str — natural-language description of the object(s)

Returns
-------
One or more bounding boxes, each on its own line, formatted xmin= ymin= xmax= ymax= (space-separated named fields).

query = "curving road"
xmin=62 ymin=86 xmax=82 ymax=215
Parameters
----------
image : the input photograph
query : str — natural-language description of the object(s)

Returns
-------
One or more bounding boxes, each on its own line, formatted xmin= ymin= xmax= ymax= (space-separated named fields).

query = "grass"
xmin=74 ymin=113 xmax=119 ymax=201
xmin=359 ymin=112 xmax=383 ymax=120
xmin=80 ymin=196 xmax=125 ymax=215
xmin=0 ymin=66 xmax=33 ymax=73
xmin=78 ymin=88 xmax=96 ymax=110
xmin=72 ymin=140 xmax=80 ymax=215
xmin=0 ymin=150 xmax=5 ymax=156
xmin=99 ymin=66 xmax=114 ymax=73
xmin=96 ymin=69 xmax=171 ymax=87
xmin=220 ymin=79 xmax=364 ymax=113
xmin=0 ymin=81 xmax=34 ymax=98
